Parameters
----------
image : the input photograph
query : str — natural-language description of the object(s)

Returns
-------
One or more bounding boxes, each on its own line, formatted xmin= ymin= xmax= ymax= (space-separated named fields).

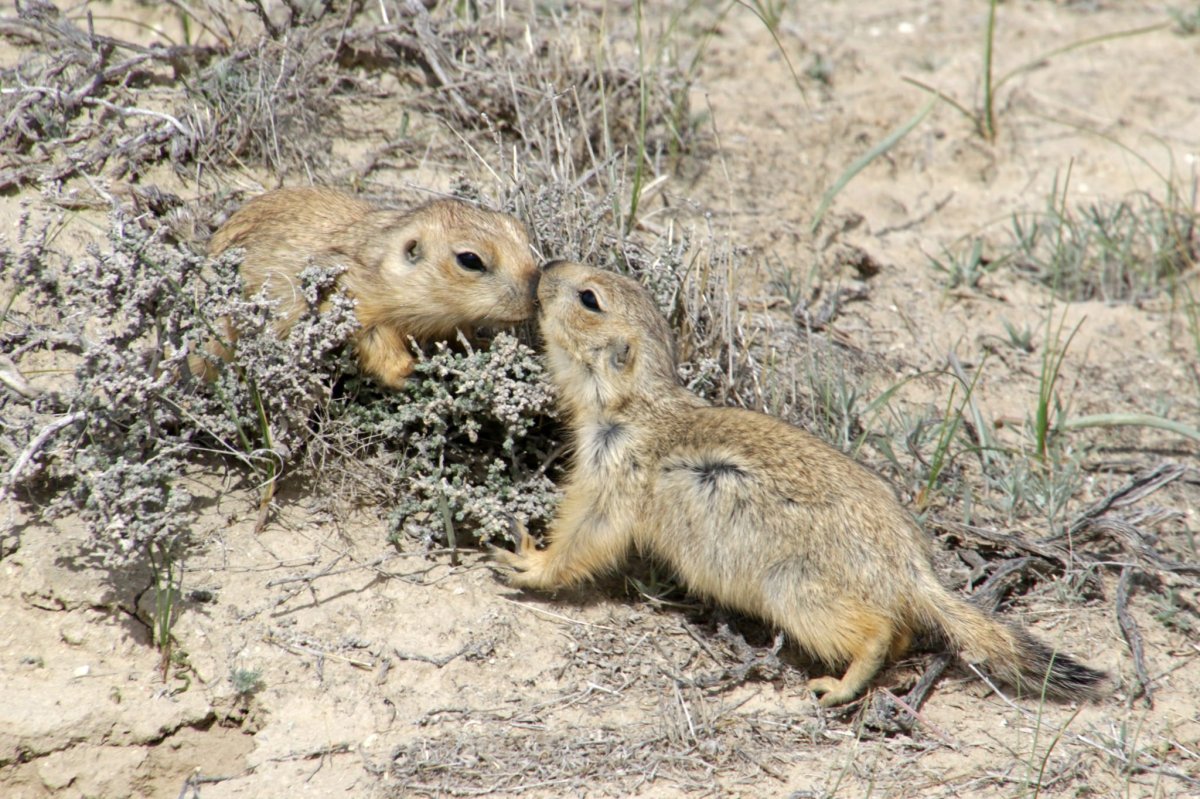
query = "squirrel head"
xmin=536 ymin=261 xmax=678 ymax=418
xmin=348 ymin=199 xmax=538 ymax=336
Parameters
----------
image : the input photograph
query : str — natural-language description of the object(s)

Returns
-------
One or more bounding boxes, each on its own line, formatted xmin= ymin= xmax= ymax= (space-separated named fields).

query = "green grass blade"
xmin=810 ymin=96 xmax=936 ymax=234
xmin=901 ymin=77 xmax=977 ymax=125
xmin=734 ymin=0 xmax=808 ymax=105
xmin=1057 ymin=413 xmax=1200 ymax=444
xmin=626 ymin=0 xmax=649 ymax=234
xmin=982 ymin=0 xmax=998 ymax=140
xmin=994 ymin=23 xmax=1168 ymax=93
xmin=1036 ymin=312 xmax=1083 ymax=462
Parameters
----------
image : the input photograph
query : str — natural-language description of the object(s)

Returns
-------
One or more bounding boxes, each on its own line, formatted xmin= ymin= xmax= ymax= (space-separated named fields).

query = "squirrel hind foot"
xmin=808 ymin=676 xmax=865 ymax=707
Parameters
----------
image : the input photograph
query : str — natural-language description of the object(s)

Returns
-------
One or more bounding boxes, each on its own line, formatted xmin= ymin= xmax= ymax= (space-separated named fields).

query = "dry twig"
xmin=1116 ymin=566 xmax=1154 ymax=707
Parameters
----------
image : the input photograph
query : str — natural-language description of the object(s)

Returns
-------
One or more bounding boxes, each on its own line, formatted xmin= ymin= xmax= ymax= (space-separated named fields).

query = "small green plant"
xmin=150 ymin=541 xmax=184 ymax=680
xmin=805 ymin=363 xmax=864 ymax=454
xmin=804 ymin=53 xmax=834 ymax=85
xmin=627 ymin=563 xmax=687 ymax=606
xmin=1001 ymin=318 xmax=1035 ymax=353
xmin=231 ymin=667 xmax=266 ymax=698
xmin=1170 ymin=4 xmax=1200 ymax=35
xmin=906 ymin=5 xmax=1165 ymax=142
xmin=915 ymin=385 xmax=967 ymax=511
xmin=994 ymin=448 xmax=1085 ymax=533
xmin=1033 ymin=307 xmax=1082 ymax=465
xmin=929 ymin=239 xmax=995 ymax=291
xmin=915 ymin=358 xmax=988 ymax=511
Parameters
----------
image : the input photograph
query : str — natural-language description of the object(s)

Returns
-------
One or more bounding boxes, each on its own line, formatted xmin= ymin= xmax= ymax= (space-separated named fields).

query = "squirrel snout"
xmin=535 ymin=260 xmax=569 ymax=306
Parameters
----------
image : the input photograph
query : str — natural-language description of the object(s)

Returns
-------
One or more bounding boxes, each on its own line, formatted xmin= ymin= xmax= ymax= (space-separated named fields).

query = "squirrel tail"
xmin=918 ymin=584 xmax=1105 ymax=699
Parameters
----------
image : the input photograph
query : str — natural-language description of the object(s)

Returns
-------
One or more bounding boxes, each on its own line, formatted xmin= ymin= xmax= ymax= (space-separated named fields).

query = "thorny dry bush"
xmin=0 ymin=0 xmax=689 ymax=190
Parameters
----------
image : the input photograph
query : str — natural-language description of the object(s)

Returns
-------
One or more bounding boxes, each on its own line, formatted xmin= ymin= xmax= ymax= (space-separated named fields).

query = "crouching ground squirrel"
xmin=196 ymin=186 xmax=538 ymax=388
xmin=496 ymin=261 xmax=1105 ymax=707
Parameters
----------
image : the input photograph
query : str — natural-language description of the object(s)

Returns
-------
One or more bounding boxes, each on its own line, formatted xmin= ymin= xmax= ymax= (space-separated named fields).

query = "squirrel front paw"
xmin=490 ymin=522 xmax=555 ymax=590
xmin=490 ymin=521 xmax=536 ymax=573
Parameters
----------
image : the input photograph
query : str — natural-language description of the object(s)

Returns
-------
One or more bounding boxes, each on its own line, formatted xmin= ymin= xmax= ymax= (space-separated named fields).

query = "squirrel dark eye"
xmin=579 ymin=289 xmax=601 ymax=312
xmin=456 ymin=252 xmax=486 ymax=272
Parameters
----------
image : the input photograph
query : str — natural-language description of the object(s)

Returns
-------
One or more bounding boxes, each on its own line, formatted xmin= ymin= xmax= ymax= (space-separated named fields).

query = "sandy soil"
xmin=2 ymin=1 xmax=1198 ymax=797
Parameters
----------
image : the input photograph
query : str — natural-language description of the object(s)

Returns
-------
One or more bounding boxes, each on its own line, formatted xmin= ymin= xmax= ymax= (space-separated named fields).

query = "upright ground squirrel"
xmin=496 ymin=261 xmax=1104 ymax=706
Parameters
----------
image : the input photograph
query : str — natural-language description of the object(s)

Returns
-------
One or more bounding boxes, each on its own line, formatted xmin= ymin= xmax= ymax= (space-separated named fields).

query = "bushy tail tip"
xmin=1005 ymin=624 xmax=1106 ymax=700
xmin=931 ymin=592 xmax=1105 ymax=701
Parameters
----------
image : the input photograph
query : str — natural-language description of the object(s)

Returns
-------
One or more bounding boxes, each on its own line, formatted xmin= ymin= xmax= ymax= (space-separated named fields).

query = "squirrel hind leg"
xmin=804 ymin=611 xmax=897 ymax=707
xmin=889 ymin=626 xmax=914 ymax=660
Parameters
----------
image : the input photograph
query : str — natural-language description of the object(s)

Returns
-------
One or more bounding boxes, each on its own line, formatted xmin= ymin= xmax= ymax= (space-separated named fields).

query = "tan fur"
xmin=496 ymin=261 xmax=1104 ymax=707
xmin=194 ymin=186 xmax=538 ymax=388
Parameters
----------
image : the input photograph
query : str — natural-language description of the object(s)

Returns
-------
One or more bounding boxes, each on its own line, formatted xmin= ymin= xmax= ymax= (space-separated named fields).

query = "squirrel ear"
xmin=608 ymin=339 xmax=632 ymax=371
xmin=404 ymin=239 xmax=421 ymax=264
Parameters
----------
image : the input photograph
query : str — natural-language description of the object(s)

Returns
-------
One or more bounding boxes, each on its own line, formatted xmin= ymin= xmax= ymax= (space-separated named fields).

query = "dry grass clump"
xmin=0 ymin=3 xmax=190 ymax=189
xmin=0 ymin=0 xmax=694 ymax=190
xmin=182 ymin=22 xmax=347 ymax=175
xmin=0 ymin=2 xmax=458 ymax=187
xmin=339 ymin=2 xmax=692 ymax=165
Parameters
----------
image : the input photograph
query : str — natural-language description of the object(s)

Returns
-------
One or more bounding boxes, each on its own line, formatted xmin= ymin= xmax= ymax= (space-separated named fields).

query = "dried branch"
xmin=2 ymin=411 xmax=86 ymax=502
xmin=1116 ymin=566 xmax=1154 ymax=708
xmin=1070 ymin=462 xmax=1189 ymax=525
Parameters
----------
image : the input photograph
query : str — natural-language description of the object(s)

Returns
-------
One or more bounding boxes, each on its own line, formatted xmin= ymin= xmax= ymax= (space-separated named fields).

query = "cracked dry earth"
xmin=3 ymin=1 xmax=1200 ymax=798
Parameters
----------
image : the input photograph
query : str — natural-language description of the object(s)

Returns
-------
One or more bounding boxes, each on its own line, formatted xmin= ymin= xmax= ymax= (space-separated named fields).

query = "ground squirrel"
xmin=496 ymin=261 xmax=1105 ymax=707
xmin=196 ymin=186 xmax=538 ymax=388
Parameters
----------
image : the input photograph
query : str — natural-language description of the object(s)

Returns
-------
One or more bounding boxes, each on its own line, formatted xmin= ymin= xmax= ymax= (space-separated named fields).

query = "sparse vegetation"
xmin=810 ymin=97 xmax=936 ymax=233
xmin=1170 ymin=4 xmax=1200 ymax=35
xmin=1010 ymin=188 xmax=1199 ymax=302
xmin=928 ymin=174 xmax=1198 ymax=305
xmin=904 ymin=3 xmax=1166 ymax=142
xmin=1032 ymin=306 xmax=1081 ymax=466
xmin=1001 ymin=317 xmax=1036 ymax=353
xmin=231 ymin=667 xmax=265 ymax=698
xmin=929 ymin=238 xmax=995 ymax=291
